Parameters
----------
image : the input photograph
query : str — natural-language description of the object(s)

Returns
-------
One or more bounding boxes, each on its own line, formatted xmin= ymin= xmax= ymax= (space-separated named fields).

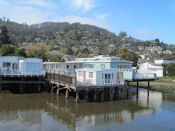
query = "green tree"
xmin=0 ymin=44 xmax=25 ymax=56
xmin=111 ymin=47 xmax=138 ymax=66
xmin=167 ymin=63 xmax=175 ymax=77
xmin=0 ymin=25 xmax=11 ymax=45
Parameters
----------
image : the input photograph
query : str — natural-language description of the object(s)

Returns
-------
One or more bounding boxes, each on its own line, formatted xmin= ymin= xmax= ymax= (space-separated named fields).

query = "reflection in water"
xmin=0 ymin=89 xmax=175 ymax=131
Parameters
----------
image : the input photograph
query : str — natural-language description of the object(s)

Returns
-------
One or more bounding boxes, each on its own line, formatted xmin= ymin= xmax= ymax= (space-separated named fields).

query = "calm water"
xmin=0 ymin=89 xmax=175 ymax=131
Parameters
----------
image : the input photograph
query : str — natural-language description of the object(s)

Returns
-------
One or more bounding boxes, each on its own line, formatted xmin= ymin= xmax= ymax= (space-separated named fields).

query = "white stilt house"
xmin=76 ymin=68 xmax=118 ymax=85
xmin=0 ymin=56 xmax=45 ymax=76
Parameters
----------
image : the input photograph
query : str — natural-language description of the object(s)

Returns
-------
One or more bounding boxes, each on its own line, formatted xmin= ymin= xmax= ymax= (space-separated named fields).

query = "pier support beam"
xmin=76 ymin=90 xmax=80 ymax=102
xmin=57 ymin=88 xmax=60 ymax=96
xmin=101 ymin=89 xmax=104 ymax=101
xmin=110 ymin=87 xmax=114 ymax=101
xmin=94 ymin=89 xmax=97 ymax=102
xmin=127 ymin=82 xmax=129 ymax=98
xmin=20 ymin=84 xmax=24 ymax=94
xmin=84 ymin=89 xmax=88 ymax=102
xmin=147 ymin=81 xmax=150 ymax=97
xmin=0 ymin=77 xmax=1 ymax=92
xmin=38 ymin=84 xmax=41 ymax=93
xmin=66 ymin=89 xmax=69 ymax=99
xmin=136 ymin=81 xmax=139 ymax=99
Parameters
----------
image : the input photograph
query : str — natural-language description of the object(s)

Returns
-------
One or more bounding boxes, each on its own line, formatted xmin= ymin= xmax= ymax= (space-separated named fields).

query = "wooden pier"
xmin=126 ymin=78 xmax=156 ymax=99
xmin=0 ymin=73 xmax=46 ymax=93
xmin=0 ymin=69 xmax=156 ymax=102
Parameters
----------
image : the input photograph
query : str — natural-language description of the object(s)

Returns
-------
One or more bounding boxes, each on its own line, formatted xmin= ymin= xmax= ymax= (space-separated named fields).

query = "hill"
xmin=1 ymin=18 xmax=175 ymax=62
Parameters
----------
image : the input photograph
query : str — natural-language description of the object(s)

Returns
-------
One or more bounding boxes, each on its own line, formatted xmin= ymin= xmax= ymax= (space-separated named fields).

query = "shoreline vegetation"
xmin=129 ymin=77 xmax=175 ymax=93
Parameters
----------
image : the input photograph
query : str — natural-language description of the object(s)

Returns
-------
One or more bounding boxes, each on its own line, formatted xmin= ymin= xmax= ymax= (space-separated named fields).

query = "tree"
xmin=37 ymin=43 xmax=49 ymax=59
xmin=167 ymin=63 xmax=175 ymax=77
xmin=0 ymin=44 xmax=25 ymax=56
xmin=118 ymin=32 xmax=127 ymax=38
xmin=0 ymin=25 xmax=11 ymax=45
xmin=111 ymin=47 xmax=138 ymax=66
xmin=26 ymin=43 xmax=49 ymax=59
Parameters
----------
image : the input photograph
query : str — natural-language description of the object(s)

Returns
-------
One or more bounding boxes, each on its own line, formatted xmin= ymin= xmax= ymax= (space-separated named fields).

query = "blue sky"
xmin=0 ymin=0 xmax=175 ymax=44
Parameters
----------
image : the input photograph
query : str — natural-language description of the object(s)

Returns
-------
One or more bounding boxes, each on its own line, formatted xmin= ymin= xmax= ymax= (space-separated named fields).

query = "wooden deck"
xmin=46 ymin=70 xmax=76 ymax=90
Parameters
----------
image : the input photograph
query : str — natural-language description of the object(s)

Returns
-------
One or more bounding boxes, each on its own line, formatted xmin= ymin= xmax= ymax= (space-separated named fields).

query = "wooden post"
xmin=0 ymin=76 xmax=2 ymax=92
xmin=76 ymin=90 xmax=80 ymax=102
xmin=147 ymin=81 xmax=150 ymax=97
xmin=38 ymin=84 xmax=41 ymax=93
xmin=94 ymin=89 xmax=97 ymax=102
xmin=127 ymin=82 xmax=129 ymax=98
xmin=20 ymin=84 xmax=24 ymax=93
xmin=20 ymin=77 xmax=24 ymax=93
xmin=101 ymin=89 xmax=104 ymax=101
xmin=110 ymin=87 xmax=114 ymax=101
xmin=57 ymin=87 xmax=60 ymax=96
xmin=84 ymin=88 xmax=88 ymax=102
xmin=66 ymin=89 xmax=69 ymax=99
xmin=136 ymin=81 xmax=139 ymax=99
xmin=51 ymin=84 xmax=54 ymax=93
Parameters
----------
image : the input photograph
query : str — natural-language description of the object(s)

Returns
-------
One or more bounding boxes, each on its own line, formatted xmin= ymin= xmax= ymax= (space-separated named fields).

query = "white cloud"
xmin=9 ymin=6 xmax=50 ymax=24
xmin=18 ymin=0 xmax=56 ymax=9
xmin=64 ymin=0 xmax=96 ymax=12
xmin=0 ymin=0 xmax=109 ymax=30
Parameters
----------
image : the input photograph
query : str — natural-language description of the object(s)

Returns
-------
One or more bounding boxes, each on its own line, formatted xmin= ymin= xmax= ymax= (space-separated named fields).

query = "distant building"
xmin=163 ymin=50 xmax=173 ymax=55
xmin=139 ymin=59 xmax=175 ymax=77
xmin=75 ymin=55 xmax=133 ymax=70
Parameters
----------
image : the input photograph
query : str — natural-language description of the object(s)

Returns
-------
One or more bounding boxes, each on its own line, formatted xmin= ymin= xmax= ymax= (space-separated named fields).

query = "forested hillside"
xmin=1 ymin=18 xmax=175 ymax=65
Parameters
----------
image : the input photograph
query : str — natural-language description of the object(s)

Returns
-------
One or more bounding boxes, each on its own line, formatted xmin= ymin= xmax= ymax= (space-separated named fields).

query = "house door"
xmin=117 ymin=71 xmax=123 ymax=81
xmin=83 ymin=71 xmax=86 ymax=81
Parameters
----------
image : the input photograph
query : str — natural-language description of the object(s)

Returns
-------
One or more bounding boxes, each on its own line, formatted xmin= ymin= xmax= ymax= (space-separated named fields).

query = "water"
xmin=0 ymin=89 xmax=175 ymax=131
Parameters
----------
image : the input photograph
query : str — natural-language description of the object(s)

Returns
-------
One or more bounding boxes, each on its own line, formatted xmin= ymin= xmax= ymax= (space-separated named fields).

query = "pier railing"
xmin=0 ymin=70 xmax=46 ymax=77
xmin=133 ymin=73 xmax=157 ymax=80
xmin=46 ymin=69 xmax=76 ymax=89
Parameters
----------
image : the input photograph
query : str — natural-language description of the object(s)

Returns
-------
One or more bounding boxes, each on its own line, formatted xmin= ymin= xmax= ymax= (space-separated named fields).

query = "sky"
xmin=0 ymin=0 xmax=175 ymax=44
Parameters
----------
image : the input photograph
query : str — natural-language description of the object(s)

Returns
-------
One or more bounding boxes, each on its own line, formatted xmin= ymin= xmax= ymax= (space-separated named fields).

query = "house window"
xmin=3 ymin=62 xmax=5 ymax=68
xmin=89 ymin=72 xmax=93 ymax=78
xmin=105 ymin=74 xmax=108 ymax=79
xmin=3 ymin=62 xmax=11 ymax=68
xmin=112 ymin=73 xmax=114 ymax=79
xmin=66 ymin=65 xmax=69 ymax=69
xmin=100 ymin=64 xmax=105 ymax=69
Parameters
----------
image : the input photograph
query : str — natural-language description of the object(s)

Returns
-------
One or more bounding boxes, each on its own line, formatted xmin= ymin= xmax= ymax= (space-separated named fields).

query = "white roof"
xmin=75 ymin=68 xmax=116 ymax=72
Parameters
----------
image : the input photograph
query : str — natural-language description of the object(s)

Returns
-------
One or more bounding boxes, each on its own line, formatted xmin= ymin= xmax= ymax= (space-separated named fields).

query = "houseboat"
xmin=0 ymin=56 xmax=45 ymax=76
xmin=43 ymin=55 xmax=133 ymax=72
xmin=76 ymin=68 xmax=118 ymax=86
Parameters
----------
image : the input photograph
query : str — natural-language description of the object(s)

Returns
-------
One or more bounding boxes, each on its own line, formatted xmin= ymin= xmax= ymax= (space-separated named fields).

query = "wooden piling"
xmin=110 ymin=87 xmax=114 ymax=101
xmin=0 ymin=76 xmax=1 ymax=92
xmin=84 ymin=88 xmax=88 ymax=102
xmin=66 ymin=89 xmax=69 ymax=99
xmin=94 ymin=89 xmax=97 ymax=102
xmin=38 ymin=84 xmax=41 ymax=93
xmin=101 ymin=89 xmax=104 ymax=101
xmin=57 ymin=88 xmax=60 ymax=96
xmin=75 ymin=90 xmax=80 ymax=102
xmin=147 ymin=81 xmax=150 ymax=97
xmin=136 ymin=81 xmax=139 ymax=98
